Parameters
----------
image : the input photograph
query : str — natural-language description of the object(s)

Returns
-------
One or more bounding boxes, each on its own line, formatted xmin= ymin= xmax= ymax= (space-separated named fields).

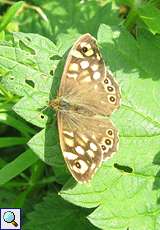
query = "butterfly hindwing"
xmin=58 ymin=112 xmax=118 ymax=183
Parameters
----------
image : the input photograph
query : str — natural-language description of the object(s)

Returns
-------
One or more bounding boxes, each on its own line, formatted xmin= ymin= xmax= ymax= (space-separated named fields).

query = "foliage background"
xmin=0 ymin=0 xmax=160 ymax=229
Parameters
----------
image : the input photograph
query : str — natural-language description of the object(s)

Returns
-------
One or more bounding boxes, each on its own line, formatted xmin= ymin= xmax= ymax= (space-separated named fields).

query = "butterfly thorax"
xmin=50 ymin=97 xmax=94 ymax=116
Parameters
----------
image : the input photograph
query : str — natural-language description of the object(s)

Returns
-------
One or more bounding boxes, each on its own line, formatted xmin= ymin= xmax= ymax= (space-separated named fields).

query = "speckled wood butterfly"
xmin=50 ymin=34 xmax=121 ymax=183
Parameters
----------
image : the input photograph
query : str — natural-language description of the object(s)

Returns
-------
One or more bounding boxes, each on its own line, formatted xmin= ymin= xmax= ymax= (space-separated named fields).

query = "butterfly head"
xmin=50 ymin=97 xmax=72 ymax=112
xmin=49 ymin=97 xmax=60 ymax=111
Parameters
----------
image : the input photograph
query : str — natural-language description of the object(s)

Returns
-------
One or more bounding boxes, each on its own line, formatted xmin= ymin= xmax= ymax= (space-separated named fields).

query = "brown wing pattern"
xmin=54 ymin=34 xmax=120 ymax=183
xmin=58 ymin=33 xmax=120 ymax=116
xmin=58 ymin=112 xmax=119 ymax=183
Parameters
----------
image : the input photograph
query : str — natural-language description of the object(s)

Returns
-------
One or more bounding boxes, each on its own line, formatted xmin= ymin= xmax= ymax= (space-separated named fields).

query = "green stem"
xmin=29 ymin=160 xmax=45 ymax=187
xmin=124 ymin=0 xmax=144 ymax=32
xmin=12 ymin=161 xmax=46 ymax=208
xmin=37 ymin=176 xmax=56 ymax=185
xmin=3 ymin=176 xmax=56 ymax=188
xmin=4 ymin=181 xmax=28 ymax=188
xmin=20 ymin=172 xmax=29 ymax=181
xmin=0 ymin=0 xmax=48 ymax=21
xmin=124 ymin=8 xmax=138 ymax=31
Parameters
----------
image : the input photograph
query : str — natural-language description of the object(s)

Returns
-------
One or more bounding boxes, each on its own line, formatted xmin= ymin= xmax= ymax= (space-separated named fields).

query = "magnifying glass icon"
xmin=3 ymin=211 xmax=18 ymax=227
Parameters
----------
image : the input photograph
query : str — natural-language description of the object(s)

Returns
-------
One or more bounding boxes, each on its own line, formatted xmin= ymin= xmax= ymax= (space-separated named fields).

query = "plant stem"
xmin=125 ymin=8 xmax=138 ymax=31
xmin=124 ymin=0 xmax=144 ymax=32
xmin=0 ymin=0 xmax=48 ymax=21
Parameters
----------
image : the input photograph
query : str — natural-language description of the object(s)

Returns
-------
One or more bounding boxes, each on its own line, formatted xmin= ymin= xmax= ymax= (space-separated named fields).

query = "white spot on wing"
xmin=87 ymin=149 xmax=95 ymax=158
xmin=75 ymin=146 xmax=85 ymax=155
xmin=64 ymin=152 xmax=78 ymax=160
xmin=90 ymin=143 xmax=97 ymax=151
xmin=80 ymin=61 xmax=89 ymax=69
xmin=91 ymin=64 xmax=98 ymax=71
xmin=93 ymin=71 xmax=101 ymax=80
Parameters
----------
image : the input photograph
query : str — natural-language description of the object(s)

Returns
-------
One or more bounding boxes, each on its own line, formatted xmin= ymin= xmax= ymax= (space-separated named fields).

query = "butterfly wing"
xmin=58 ymin=112 xmax=119 ymax=183
xmin=58 ymin=33 xmax=120 ymax=116
xmin=53 ymin=34 xmax=120 ymax=183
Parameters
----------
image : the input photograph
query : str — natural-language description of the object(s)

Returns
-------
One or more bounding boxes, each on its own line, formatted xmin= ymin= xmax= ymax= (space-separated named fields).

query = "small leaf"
xmin=0 ymin=149 xmax=38 ymax=186
xmin=138 ymin=3 xmax=160 ymax=34
xmin=0 ymin=112 xmax=35 ymax=136
xmin=0 ymin=1 xmax=24 ymax=32
xmin=0 ymin=137 xmax=28 ymax=148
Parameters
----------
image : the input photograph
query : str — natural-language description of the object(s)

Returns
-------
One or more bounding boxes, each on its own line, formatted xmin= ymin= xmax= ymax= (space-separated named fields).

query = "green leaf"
xmin=0 ymin=188 xmax=18 ymax=208
xmin=18 ymin=1 xmax=121 ymax=40
xmin=0 ymin=30 xmax=5 ymax=41
xmin=60 ymin=25 xmax=160 ymax=230
xmin=0 ymin=112 xmax=35 ymax=136
xmin=138 ymin=3 xmax=160 ymax=34
xmin=28 ymin=124 xmax=70 ymax=184
xmin=0 ymin=137 xmax=28 ymax=148
xmin=0 ymin=1 xmax=24 ymax=32
xmin=0 ymin=32 xmax=59 ymax=127
xmin=115 ymin=0 xmax=134 ymax=7
xmin=1 ymin=32 xmax=69 ymax=183
xmin=1 ymin=32 xmax=58 ymax=97
xmin=2 ymin=23 xmax=160 ymax=229
xmin=1 ymin=32 xmax=82 ymax=171
xmin=0 ymin=149 xmax=38 ymax=186
xmin=24 ymin=193 xmax=98 ymax=230
xmin=13 ymin=92 xmax=50 ymax=128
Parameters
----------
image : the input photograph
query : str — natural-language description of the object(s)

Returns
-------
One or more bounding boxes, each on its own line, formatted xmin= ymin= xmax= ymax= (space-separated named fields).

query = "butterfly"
xmin=50 ymin=33 xmax=121 ymax=183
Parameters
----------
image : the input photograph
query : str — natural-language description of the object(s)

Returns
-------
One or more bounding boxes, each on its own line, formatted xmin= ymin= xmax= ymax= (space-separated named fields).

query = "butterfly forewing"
xmin=58 ymin=33 xmax=120 ymax=116
xmin=50 ymin=33 xmax=121 ymax=183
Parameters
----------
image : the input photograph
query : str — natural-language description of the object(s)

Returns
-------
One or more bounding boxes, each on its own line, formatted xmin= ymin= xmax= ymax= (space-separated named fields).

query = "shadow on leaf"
xmin=99 ymin=25 xmax=160 ymax=81
xmin=152 ymin=150 xmax=160 ymax=205
xmin=20 ymin=2 xmax=120 ymax=42
xmin=43 ymin=49 xmax=75 ymax=186
xmin=152 ymin=151 xmax=160 ymax=190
